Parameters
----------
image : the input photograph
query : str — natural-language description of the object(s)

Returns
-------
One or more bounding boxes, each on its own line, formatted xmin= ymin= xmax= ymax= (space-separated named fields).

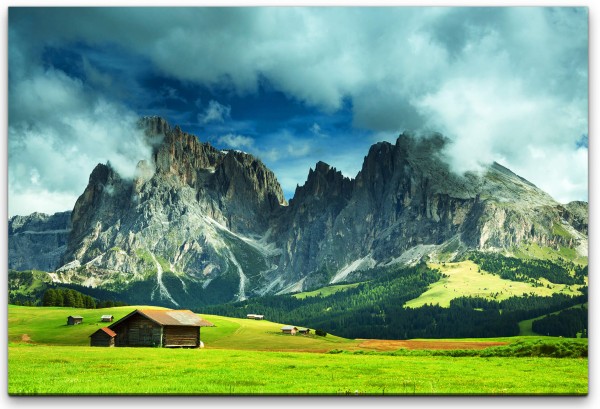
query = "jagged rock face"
xmin=271 ymin=162 xmax=354 ymax=288
xmin=8 ymin=211 xmax=71 ymax=271
xmin=272 ymin=133 xmax=587 ymax=288
xmin=57 ymin=117 xmax=286 ymax=305
xmin=212 ymin=150 xmax=287 ymax=233
xmin=560 ymin=201 xmax=588 ymax=235
xmin=9 ymin=118 xmax=588 ymax=305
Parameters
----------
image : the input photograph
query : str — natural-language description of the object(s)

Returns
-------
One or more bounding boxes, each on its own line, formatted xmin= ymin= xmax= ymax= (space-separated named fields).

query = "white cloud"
xmin=415 ymin=75 xmax=587 ymax=202
xmin=8 ymin=64 xmax=153 ymax=217
xmin=9 ymin=189 xmax=81 ymax=219
xmin=8 ymin=7 xmax=589 ymax=209
xmin=198 ymin=100 xmax=231 ymax=124
xmin=217 ymin=133 xmax=255 ymax=150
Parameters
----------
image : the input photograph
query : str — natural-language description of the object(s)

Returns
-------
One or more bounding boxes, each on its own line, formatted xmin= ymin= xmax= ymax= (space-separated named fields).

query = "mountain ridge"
xmin=8 ymin=117 xmax=588 ymax=307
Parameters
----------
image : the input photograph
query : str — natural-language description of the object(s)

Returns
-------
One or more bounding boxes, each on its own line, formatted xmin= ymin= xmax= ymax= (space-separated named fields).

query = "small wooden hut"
xmin=246 ymin=314 xmax=264 ymax=320
xmin=90 ymin=327 xmax=117 ymax=347
xmin=101 ymin=315 xmax=114 ymax=322
xmin=281 ymin=325 xmax=298 ymax=335
xmin=108 ymin=309 xmax=213 ymax=348
xmin=298 ymin=328 xmax=311 ymax=335
xmin=67 ymin=315 xmax=83 ymax=325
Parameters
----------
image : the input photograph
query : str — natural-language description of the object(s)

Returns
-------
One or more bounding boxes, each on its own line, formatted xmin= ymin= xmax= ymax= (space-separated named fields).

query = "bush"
xmin=315 ymin=329 xmax=327 ymax=337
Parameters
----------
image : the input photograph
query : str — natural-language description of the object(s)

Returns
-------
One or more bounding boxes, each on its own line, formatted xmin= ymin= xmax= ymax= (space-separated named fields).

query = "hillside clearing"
xmin=292 ymin=283 xmax=362 ymax=299
xmin=404 ymin=261 xmax=582 ymax=308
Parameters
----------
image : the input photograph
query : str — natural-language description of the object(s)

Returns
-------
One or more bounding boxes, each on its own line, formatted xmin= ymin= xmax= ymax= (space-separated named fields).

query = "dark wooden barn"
xmin=108 ymin=309 xmax=213 ymax=348
xmin=90 ymin=327 xmax=117 ymax=347
xmin=67 ymin=315 xmax=83 ymax=325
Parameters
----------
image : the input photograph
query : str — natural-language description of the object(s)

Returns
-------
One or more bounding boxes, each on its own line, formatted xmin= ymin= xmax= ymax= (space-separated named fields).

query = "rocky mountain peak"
xmin=290 ymin=161 xmax=353 ymax=206
xmin=140 ymin=115 xmax=171 ymax=137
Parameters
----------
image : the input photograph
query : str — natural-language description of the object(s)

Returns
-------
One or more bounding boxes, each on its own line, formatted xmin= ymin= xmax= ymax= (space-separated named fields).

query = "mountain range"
xmin=8 ymin=116 xmax=588 ymax=309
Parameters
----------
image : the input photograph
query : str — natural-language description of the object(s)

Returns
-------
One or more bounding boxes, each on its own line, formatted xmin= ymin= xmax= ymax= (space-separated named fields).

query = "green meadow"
xmin=292 ymin=283 xmax=362 ymax=299
xmin=7 ymin=305 xmax=588 ymax=395
xmin=8 ymin=344 xmax=587 ymax=395
xmin=404 ymin=261 xmax=583 ymax=308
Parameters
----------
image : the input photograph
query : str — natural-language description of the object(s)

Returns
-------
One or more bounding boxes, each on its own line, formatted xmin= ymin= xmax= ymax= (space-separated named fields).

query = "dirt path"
xmin=357 ymin=339 xmax=508 ymax=351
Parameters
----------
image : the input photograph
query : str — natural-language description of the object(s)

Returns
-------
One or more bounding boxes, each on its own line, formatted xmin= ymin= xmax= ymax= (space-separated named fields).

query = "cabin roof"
xmin=101 ymin=315 xmax=114 ymax=319
xmin=69 ymin=315 xmax=83 ymax=319
xmin=90 ymin=327 xmax=117 ymax=338
xmin=281 ymin=325 xmax=298 ymax=330
xmin=110 ymin=309 xmax=214 ymax=328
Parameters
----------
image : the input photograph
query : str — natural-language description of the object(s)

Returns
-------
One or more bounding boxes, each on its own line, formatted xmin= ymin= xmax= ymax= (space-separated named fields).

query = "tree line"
xmin=41 ymin=288 xmax=128 ymax=309
xmin=532 ymin=306 xmax=588 ymax=338
xmin=467 ymin=252 xmax=586 ymax=285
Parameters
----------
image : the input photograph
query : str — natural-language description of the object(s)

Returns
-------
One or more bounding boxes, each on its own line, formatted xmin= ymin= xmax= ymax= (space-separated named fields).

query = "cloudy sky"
xmin=7 ymin=6 xmax=588 ymax=217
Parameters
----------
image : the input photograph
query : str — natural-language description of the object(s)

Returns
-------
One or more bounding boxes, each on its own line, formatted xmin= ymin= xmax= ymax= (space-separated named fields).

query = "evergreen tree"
xmin=42 ymin=289 xmax=57 ymax=306
xmin=63 ymin=290 xmax=76 ymax=307
xmin=55 ymin=290 xmax=65 ymax=307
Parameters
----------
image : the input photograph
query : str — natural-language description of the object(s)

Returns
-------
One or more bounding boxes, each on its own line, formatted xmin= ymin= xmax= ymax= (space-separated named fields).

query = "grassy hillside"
xmin=200 ymin=314 xmax=357 ymax=351
xmin=404 ymin=261 xmax=583 ymax=308
xmin=8 ymin=305 xmax=167 ymax=345
xmin=511 ymin=242 xmax=588 ymax=266
xmin=8 ymin=270 xmax=53 ymax=305
xmin=8 ymin=305 xmax=357 ymax=351
xmin=292 ymin=283 xmax=362 ymax=299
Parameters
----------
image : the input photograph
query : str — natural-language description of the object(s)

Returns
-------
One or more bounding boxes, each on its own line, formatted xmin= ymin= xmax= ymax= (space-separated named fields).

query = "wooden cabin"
xmin=298 ymin=328 xmax=311 ymax=335
xmin=90 ymin=327 xmax=116 ymax=347
xmin=108 ymin=309 xmax=213 ymax=348
xmin=101 ymin=315 xmax=114 ymax=322
xmin=246 ymin=314 xmax=264 ymax=320
xmin=67 ymin=315 xmax=83 ymax=325
xmin=281 ymin=325 xmax=298 ymax=335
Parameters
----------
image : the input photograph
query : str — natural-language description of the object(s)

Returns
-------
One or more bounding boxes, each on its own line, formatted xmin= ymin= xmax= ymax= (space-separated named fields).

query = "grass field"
xmin=511 ymin=242 xmax=588 ymax=266
xmin=292 ymin=282 xmax=362 ymax=299
xmin=7 ymin=305 xmax=588 ymax=395
xmin=8 ymin=344 xmax=587 ymax=395
xmin=404 ymin=261 xmax=582 ymax=308
xmin=8 ymin=305 xmax=168 ymax=345
xmin=202 ymin=313 xmax=357 ymax=352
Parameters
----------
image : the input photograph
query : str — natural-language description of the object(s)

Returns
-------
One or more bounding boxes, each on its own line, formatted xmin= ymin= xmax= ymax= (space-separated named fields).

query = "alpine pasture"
xmin=8 ymin=305 xmax=588 ymax=395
